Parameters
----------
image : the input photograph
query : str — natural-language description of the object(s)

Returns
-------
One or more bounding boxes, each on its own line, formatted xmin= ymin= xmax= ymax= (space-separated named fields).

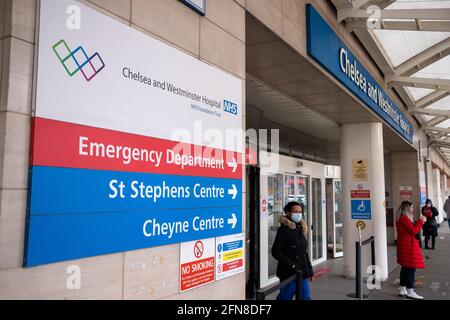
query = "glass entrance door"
xmin=260 ymin=171 xmax=327 ymax=288
xmin=311 ymin=178 xmax=324 ymax=261
xmin=284 ymin=174 xmax=308 ymax=225
xmin=333 ymin=180 xmax=343 ymax=258
xmin=267 ymin=173 xmax=284 ymax=279
xmin=326 ymin=179 xmax=343 ymax=258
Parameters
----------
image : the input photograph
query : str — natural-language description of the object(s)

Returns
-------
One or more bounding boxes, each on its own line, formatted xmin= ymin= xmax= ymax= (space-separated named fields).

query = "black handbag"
xmin=414 ymin=221 xmax=421 ymax=240
xmin=429 ymin=219 xmax=438 ymax=230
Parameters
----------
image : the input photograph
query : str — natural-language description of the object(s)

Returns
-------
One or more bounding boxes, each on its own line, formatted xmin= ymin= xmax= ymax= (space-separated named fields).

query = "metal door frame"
xmin=332 ymin=179 xmax=344 ymax=258
xmin=245 ymin=165 xmax=260 ymax=298
xmin=310 ymin=177 xmax=327 ymax=265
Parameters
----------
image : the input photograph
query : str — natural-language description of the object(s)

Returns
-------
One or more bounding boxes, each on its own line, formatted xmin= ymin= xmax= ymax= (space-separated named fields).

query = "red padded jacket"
xmin=396 ymin=215 xmax=425 ymax=269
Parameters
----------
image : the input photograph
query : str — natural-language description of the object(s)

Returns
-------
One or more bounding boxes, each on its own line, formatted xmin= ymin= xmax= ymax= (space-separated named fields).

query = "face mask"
xmin=292 ymin=212 xmax=303 ymax=223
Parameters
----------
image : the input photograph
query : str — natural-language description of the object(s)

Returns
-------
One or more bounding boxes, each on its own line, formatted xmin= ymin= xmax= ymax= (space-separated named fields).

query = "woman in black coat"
xmin=272 ymin=201 xmax=314 ymax=300
xmin=421 ymin=199 xmax=439 ymax=249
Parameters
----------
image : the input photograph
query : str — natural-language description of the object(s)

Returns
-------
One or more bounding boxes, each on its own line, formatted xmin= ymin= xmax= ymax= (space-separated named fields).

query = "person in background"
xmin=444 ymin=195 xmax=450 ymax=229
xmin=396 ymin=201 xmax=426 ymax=300
xmin=421 ymin=199 xmax=439 ymax=250
xmin=272 ymin=201 xmax=314 ymax=300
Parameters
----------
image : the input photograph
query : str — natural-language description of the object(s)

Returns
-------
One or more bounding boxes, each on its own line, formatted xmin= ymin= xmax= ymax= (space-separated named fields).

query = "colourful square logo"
xmin=52 ymin=40 xmax=105 ymax=81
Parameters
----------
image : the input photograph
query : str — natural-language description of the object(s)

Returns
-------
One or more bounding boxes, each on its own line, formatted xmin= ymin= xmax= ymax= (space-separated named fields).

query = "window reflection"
xmin=267 ymin=174 xmax=283 ymax=278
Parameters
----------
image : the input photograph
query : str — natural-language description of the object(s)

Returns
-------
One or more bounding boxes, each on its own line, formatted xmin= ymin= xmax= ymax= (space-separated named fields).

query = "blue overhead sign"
xmin=306 ymin=4 xmax=413 ymax=144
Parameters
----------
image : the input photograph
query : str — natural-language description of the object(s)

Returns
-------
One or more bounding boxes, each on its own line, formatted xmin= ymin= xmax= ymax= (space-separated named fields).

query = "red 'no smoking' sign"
xmin=180 ymin=238 xmax=215 ymax=292
xmin=194 ymin=241 xmax=204 ymax=258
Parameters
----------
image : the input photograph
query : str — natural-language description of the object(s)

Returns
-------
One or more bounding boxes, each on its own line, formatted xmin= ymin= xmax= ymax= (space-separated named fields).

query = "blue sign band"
xmin=28 ymin=166 xmax=242 ymax=215
xmin=24 ymin=165 xmax=243 ymax=266
xmin=306 ymin=4 xmax=413 ymax=143
xmin=24 ymin=206 xmax=242 ymax=267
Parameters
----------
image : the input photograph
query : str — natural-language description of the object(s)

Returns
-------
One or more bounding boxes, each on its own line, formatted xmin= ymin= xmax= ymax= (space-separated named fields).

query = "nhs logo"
xmin=223 ymin=100 xmax=238 ymax=115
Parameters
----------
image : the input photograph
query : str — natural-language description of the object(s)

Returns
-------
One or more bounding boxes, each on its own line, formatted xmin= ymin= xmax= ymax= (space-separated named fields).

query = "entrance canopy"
xmin=332 ymin=0 xmax=450 ymax=165
xmin=246 ymin=12 xmax=415 ymax=165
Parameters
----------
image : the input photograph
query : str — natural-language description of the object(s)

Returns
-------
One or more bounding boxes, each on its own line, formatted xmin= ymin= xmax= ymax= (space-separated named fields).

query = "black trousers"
xmin=425 ymin=235 xmax=436 ymax=249
xmin=400 ymin=267 xmax=416 ymax=289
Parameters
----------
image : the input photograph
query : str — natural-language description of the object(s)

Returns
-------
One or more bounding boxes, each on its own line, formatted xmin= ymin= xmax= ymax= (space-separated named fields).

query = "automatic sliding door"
xmin=267 ymin=174 xmax=283 ymax=279
xmin=284 ymin=175 xmax=308 ymax=224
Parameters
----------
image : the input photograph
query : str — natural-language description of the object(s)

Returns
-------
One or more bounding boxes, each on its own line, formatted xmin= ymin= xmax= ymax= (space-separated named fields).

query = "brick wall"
xmin=0 ymin=0 xmax=246 ymax=300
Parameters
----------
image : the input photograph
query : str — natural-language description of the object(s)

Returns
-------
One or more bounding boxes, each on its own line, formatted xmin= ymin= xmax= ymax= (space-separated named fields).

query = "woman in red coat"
xmin=396 ymin=201 xmax=427 ymax=300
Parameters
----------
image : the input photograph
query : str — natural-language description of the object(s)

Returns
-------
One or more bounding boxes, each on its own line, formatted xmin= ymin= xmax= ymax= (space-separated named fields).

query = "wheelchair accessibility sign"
xmin=351 ymin=199 xmax=371 ymax=219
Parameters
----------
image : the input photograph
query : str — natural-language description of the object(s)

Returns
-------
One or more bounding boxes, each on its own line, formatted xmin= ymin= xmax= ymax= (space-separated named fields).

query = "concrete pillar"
xmin=430 ymin=168 xmax=439 ymax=204
xmin=341 ymin=123 xmax=388 ymax=280
xmin=384 ymin=153 xmax=395 ymax=244
xmin=431 ymin=168 xmax=442 ymax=222
xmin=443 ymin=173 xmax=448 ymax=199
xmin=419 ymin=164 xmax=427 ymax=208
xmin=390 ymin=152 xmax=419 ymax=241
xmin=436 ymin=169 xmax=444 ymax=223
xmin=440 ymin=172 xmax=447 ymax=219
xmin=445 ymin=174 xmax=450 ymax=198
xmin=426 ymin=160 xmax=434 ymax=202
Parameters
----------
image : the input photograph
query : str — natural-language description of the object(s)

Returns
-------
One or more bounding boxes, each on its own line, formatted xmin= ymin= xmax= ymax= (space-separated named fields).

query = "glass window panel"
xmin=335 ymin=226 xmax=344 ymax=254
xmin=297 ymin=177 xmax=308 ymax=224
xmin=334 ymin=180 xmax=342 ymax=225
xmin=268 ymin=174 xmax=283 ymax=278
xmin=312 ymin=179 xmax=323 ymax=261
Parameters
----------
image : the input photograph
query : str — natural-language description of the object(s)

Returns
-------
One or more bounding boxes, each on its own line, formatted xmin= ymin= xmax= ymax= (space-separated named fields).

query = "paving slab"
xmin=264 ymin=222 xmax=450 ymax=300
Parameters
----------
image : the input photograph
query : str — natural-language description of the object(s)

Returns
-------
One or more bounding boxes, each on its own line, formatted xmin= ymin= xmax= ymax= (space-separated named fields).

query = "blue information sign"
xmin=26 ymin=207 xmax=241 ymax=266
xmin=306 ymin=4 xmax=413 ymax=144
xmin=28 ymin=167 xmax=242 ymax=215
xmin=24 ymin=166 xmax=242 ymax=267
xmin=351 ymin=199 xmax=372 ymax=220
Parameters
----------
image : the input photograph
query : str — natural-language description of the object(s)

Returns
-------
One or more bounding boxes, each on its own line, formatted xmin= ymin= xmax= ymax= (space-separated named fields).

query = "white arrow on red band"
xmin=228 ymin=213 xmax=237 ymax=229
xmin=227 ymin=157 xmax=238 ymax=173
xmin=228 ymin=184 xmax=238 ymax=200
